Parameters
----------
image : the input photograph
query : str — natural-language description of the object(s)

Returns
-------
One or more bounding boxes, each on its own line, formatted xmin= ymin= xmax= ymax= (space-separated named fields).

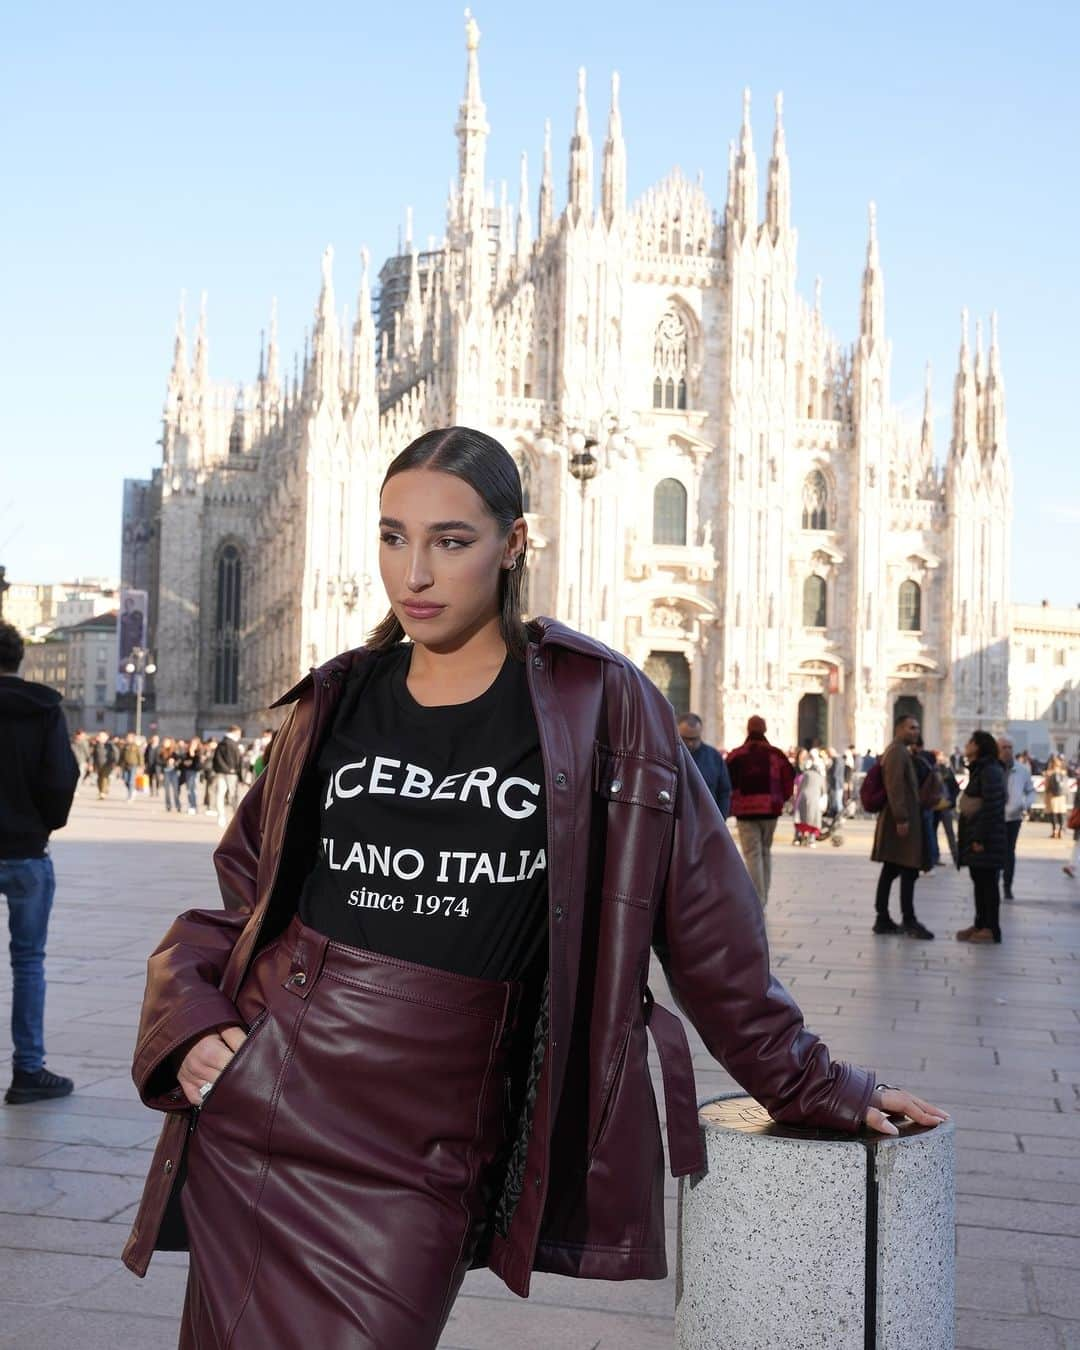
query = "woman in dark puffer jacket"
xmin=956 ymin=730 xmax=1007 ymax=944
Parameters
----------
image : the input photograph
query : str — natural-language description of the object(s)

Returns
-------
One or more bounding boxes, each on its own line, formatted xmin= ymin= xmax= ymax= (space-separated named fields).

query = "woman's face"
xmin=964 ymin=737 xmax=980 ymax=762
xmin=378 ymin=468 xmax=525 ymax=651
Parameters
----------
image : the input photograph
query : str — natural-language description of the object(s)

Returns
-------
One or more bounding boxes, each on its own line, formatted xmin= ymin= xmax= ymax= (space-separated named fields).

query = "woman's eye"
xmin=436 ymin=537 xmax=470 ymax=550
xmin=379 ymin=532 xmax=403 ymax=545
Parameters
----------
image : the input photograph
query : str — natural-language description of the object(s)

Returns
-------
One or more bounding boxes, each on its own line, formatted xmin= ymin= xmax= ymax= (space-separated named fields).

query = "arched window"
xmin=228 ymin=417 xmax=244 ymax=457
xmin=644 ymin=651 xmax=690 ymax=717
xmin=214 ymin=544 xmax=242 ymax=705
xmin=898 ymin=579 xmax=922 ymax=632
xmin=802 ymin=575 xmax=827 ymax=629
xmin=519 ymin=455 xmax=534 ymax=514
xmin=801 ymin=471 xmax=829 ymax=530
xmin=652 ymin=307 xmax=690 ymax=409
xmin=653 ymin=478 xmax=687 ymax=545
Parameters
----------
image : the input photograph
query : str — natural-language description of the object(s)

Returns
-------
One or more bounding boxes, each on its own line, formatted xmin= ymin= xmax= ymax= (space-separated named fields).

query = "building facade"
xmin=20 ymin=611 xmax=121 ymax=733
xmin=140 ymin=16 xmax=1013 ymax=749
xmin=1008 ymin=602 xmax=1080 ymax=761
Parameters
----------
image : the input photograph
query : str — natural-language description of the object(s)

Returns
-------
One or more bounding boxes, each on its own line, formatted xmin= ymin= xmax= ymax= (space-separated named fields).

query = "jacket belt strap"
xmin=643 ymin=987 xmax=706 ymax=1178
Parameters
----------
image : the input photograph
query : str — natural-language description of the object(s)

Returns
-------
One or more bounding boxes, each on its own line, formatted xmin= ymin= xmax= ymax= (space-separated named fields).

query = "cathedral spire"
xmin=567 ymin=67 xmax=594 ymax=224
xmin=403 ymin=247 xmax=423 ymax=355
xmin=727 ymin=89 xmax=757 ymax=241
xmin=920 ymin=361 xmax=933 ymax=460
xmin=859 ymin=202 xmax=885 ymax=347
xmin=170 ymin=292 xmax=187 ymax=386
xmin=312 ymin=245 xmax=340 ymax=401
xmin=601 ymin=70 xmax=627 ymax=228
xmin=192 ymin=291 xmax=209 ymax=392
xmin=765 ymin=91 xmax=791 ymax=239
xmin=538 ymin=118 xmax=554 ymax=237
xmin=516 ymin=151 xmax=532 ymax=270
xmin=455 ymin=9 xmax=489 ymax=232
xmin=266 ymin=296 xmax=280 ymax=397
xmin=950 ymin=307 xmax=977 ymax=458
xmin=984 ymin=311 xmax=1006 ymax=456
xmin=351 ymin=246 xmax=376 ymax=404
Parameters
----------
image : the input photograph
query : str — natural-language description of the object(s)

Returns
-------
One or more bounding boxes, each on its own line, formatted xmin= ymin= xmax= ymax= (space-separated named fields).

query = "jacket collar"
xmin=268 ymin=616 xmax=618 ymax=710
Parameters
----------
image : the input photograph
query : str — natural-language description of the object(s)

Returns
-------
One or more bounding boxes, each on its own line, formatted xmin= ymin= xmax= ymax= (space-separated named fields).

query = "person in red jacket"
xmin=725 ymin=716 xmax=796 ymax=905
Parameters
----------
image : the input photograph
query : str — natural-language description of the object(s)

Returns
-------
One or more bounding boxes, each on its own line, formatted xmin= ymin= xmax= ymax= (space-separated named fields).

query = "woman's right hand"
xmin=177 ymin=1025 xmax=248 ymax=1108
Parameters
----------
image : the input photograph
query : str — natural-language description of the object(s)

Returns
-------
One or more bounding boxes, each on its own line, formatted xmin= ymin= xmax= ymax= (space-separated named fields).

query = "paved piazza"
xmin=1 ymin=784 xmax=1077 ymax=1349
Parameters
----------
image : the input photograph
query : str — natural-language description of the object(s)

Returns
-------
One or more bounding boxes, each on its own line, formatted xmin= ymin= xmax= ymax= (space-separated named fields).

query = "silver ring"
xmin=198 ymin=1081 xmax=214 ymax=1100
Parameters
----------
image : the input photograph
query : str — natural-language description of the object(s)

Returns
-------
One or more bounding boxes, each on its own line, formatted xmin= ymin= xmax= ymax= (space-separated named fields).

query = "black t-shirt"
xmin=298 ymin=646 xmax=548 ymax=981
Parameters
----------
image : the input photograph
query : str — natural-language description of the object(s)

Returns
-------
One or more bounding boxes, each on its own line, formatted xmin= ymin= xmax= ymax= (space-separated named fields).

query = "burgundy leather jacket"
xmin=122 ymin=619 xmax=875 ymax=1296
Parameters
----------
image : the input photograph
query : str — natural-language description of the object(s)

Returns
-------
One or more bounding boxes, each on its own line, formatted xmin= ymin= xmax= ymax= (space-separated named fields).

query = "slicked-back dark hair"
xmin=366 ymin=426 xmax=530 ymax=661
xmin=0 ymin=622 xmax=24 ymax=673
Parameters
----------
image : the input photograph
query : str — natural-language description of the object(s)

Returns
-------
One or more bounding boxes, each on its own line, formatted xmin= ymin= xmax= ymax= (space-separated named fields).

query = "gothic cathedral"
xmin=143 ymin=14 xmax=1011 ymax=752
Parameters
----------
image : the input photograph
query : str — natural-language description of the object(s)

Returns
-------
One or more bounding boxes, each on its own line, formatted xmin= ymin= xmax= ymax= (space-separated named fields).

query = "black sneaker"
xmin=5 ymin=1068 xmax=74 ymax=1105
xmin=902 ymin=922 xmax=935 ymax=941
xmin=1003 ymin=889 xmax=1014 ymax=901
xmin=872 ymin=917 xmax=902 ymax=935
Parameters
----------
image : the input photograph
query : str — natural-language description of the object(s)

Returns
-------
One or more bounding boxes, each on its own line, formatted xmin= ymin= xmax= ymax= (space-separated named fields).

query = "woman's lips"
xmin=401 ymin=601 xmax=446 ymax=619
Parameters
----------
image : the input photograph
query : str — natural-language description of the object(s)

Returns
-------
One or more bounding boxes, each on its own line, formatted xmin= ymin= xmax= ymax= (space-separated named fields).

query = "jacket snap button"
xmin=657 ymin=789 xmax=672 ymax=804
xmin=534 ymin=1172 xmax=542 ymax=1189
xmin=291 ymin=971 xmax=307 ymax=986
xmin=610 ymin=779 xmax=622 ymax=793
xmin=532 ymin=655 xmax=543 ymax=668
xmin=554 ymin=904 xmax=564 ymax=919
xmin=163 ymin=1159 xmax=174 ymax=1175
xmin=554 ymin=772 xmax=567 ymax=787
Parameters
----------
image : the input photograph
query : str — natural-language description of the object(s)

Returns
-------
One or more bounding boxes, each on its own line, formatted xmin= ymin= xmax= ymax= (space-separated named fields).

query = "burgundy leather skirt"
xmin=178 ymin=914 xmax=519 ymax=1350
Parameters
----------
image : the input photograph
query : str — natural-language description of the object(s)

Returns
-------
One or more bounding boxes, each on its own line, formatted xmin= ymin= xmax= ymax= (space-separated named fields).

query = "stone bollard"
xmin=676 ymin=1093 xmax=955 ymax=1350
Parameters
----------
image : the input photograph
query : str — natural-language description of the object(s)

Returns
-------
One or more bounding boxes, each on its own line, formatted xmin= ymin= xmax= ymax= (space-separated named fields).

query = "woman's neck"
xmin=407 ymin=617 xmax=508 ymax=704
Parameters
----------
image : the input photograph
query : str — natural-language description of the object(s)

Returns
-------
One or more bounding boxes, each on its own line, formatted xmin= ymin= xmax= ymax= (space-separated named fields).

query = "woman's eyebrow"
xmin=378 ymin=516 xmax=479 ymax=533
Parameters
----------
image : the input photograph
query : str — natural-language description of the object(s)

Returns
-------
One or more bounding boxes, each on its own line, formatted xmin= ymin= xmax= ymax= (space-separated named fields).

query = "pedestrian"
xmin=145 ymin=734 xmax=163 ymax=797
xmin=676 ymin=713 xmax=731 ymax=818
xmin=933 ymin=750 xmax=960 ymax=866
xmin=120 ymin=733 xmax=142 ymax=801
xmin=210 ymin=725 xmax=244 ymax=826
xmin=1064 ymin=798 xmax=1080 ymax=880
xmin=998 ymin=735 xmax=1035 ymax=900
xmin=180 ymin=737 xmax=202 ymax=814
xmin=1044 ymin=754 xmax=1069 ymax=839
xmin=956 ymin=730 xmax=1007 ymax=943
xmin=913 ymin=738 xmax=940 ymax=871
xmin=91 ymin=731 xmax=115 ymax=798
xmin=122 ymin=428 xmax=946 ymax=1347
xmin=71 ymin=729 xmax=91 ymax=785
xmin=0 ymin=621 xmax=78 ymax=1104
xmin=826 ymin=747 xmax=845 ymax=818
xmin=713 ymin=718 xmax=795 ymax=907
xmin=161 ymin=739 xmax=182 ymax=813
xmin=871 ymin=714 xmax=934 ymax=939
xmin=793 ymin=750 xmax=826 ymax=846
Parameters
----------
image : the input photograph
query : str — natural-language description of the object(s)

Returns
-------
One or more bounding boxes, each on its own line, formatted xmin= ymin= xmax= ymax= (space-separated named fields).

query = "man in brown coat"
xmin=871 ymin=714 xmax=934 ymax=939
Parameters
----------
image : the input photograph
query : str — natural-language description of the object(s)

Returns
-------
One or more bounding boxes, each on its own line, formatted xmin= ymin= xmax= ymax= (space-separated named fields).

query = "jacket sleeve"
xmin=130 ymin=770 xmax=268 ymax=1110
xmin=652 ymin=742 xmax=876 ymax=1132
xmin=882 ymin=745 xmax=910 ymax=825
xmin=715 ymin=753 xmax=732 ymax=819
xmin=32 ymin=707 xmax=79 ymax=832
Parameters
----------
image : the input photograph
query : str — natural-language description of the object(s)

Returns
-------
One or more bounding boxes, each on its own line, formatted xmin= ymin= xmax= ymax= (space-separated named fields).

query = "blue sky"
xmin=2 ymin=0 xmax=1076 ymax=604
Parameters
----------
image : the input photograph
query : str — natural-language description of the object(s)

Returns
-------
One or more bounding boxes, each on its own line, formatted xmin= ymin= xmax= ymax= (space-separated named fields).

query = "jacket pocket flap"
xmin=594 ymin=743 xmax=677 ymax=813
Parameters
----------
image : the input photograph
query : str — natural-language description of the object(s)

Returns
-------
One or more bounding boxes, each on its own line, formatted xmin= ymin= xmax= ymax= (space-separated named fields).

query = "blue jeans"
xmin=163 ymin=767 xmax=181 ymax=811
xmin=0 ymin=856 xmax=55 ymax=1072
xmin=122 ymin=765 xmax=137 ymax=799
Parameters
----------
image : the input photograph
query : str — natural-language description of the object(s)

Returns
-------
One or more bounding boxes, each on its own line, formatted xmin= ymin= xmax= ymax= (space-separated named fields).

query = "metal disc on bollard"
xmin=675 ymin=1094 xmax=955 ymax=1350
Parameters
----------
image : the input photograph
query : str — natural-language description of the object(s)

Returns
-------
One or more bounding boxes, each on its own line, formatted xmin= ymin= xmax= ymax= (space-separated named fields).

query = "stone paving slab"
xmin=0 ymin=788 xmax=1077 ymax=1348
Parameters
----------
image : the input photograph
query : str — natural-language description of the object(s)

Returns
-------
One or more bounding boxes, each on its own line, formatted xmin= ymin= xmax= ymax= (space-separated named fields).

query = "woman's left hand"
xmin=865 ymin=1087 xmax=949 ymax=1136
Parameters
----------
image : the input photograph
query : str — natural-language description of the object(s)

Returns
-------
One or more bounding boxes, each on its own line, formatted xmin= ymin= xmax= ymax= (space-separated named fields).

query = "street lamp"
xmin=567 ymin=431 xmax=599 ymax=631
xmin=124 ymin=646 xmax=157 ymax=738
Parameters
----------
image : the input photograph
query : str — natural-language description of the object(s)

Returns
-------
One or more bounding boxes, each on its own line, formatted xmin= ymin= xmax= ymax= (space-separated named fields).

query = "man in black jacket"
xmin=210 ymin=724 xmax=244 ymax=826
xmin=0 ymin=622 xmax=79 ymax=1103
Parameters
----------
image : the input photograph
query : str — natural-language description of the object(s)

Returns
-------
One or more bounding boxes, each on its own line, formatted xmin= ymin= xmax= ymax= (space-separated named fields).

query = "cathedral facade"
xmin=143 ymin=15 xmax=1012 ymax=753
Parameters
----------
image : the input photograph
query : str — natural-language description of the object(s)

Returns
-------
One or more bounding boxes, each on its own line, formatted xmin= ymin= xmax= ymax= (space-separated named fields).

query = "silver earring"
xmin=507 ymin=557 xmax=518 ymax=571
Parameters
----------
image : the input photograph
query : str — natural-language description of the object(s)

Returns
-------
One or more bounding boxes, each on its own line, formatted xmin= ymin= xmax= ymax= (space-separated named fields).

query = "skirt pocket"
xmin=194 ymin=1008 xmax=271 ymax=1120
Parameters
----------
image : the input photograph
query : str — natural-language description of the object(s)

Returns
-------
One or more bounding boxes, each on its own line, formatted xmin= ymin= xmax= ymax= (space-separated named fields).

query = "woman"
xmin=956 ymin=730 xmax=1007 ymax=943
xmin=161 ymin=738 xmax=181 ymax=813
xmin=1044 ymin=754 xmax=1068 ymax=839
xmin=179 ymin=737 xmax=202 ymax=815
xmin=793 ymin=750 xmax=826 ymax=846
xmin=121 ymin=428 xmax=946 ymax=1349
